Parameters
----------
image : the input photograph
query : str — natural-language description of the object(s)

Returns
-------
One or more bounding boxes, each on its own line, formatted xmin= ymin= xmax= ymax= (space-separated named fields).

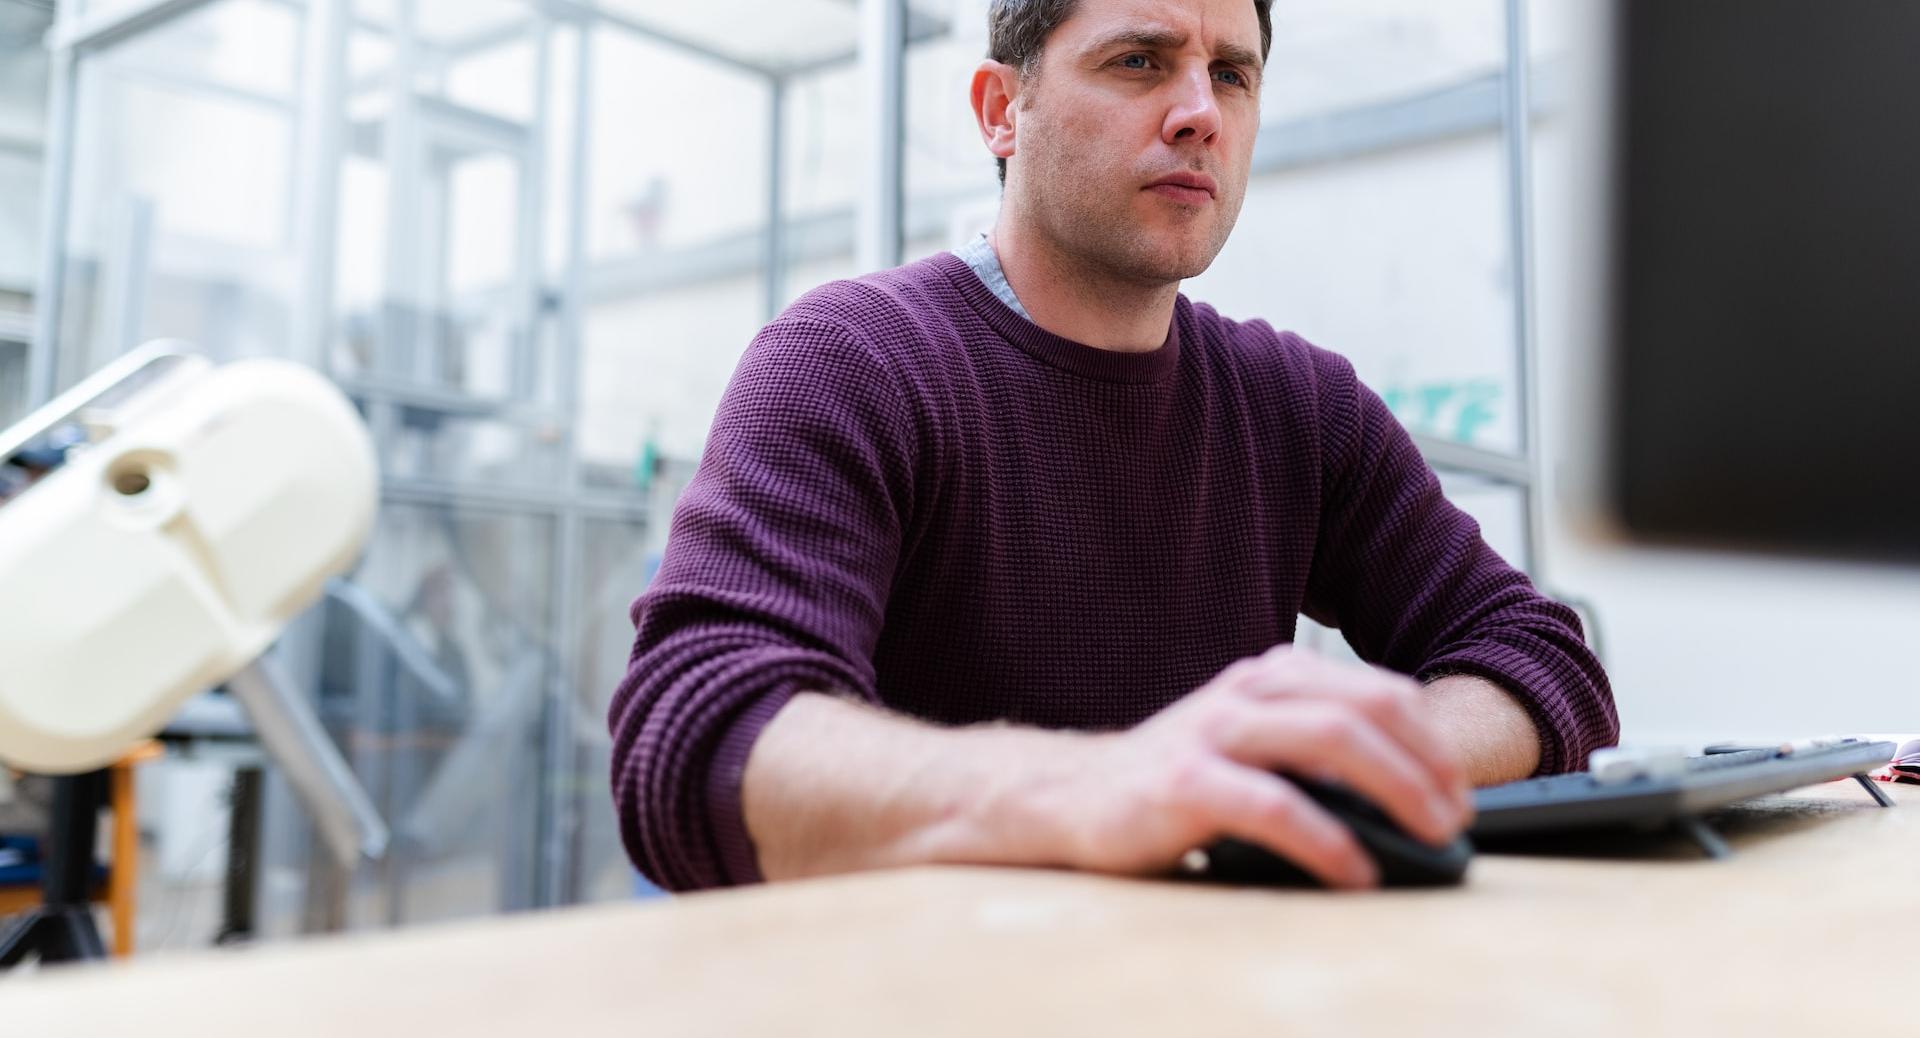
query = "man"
xmin=610 ymin=0 xmax=1618 ymax=894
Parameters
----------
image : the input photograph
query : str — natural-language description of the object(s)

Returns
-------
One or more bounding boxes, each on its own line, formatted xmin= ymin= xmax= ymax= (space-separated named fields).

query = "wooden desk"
xmin=1 ymin=780 xmax=1908 ymax=1036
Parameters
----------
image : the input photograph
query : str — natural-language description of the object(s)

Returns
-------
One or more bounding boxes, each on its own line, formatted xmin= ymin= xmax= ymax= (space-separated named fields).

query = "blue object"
xmin=0 ymin=835 xmax=110 ymax=893
xmin=631 ymin=869 xmax=665 ymax=899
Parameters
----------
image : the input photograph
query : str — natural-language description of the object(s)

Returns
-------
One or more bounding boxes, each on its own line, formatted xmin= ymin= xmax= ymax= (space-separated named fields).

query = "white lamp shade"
xmin=0 ymin=358 xmax=377 ymax=774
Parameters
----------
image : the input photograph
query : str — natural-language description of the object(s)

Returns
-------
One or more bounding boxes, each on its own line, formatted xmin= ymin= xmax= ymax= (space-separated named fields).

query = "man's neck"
xmin=990 ymin=220 xmax=1180 ymax=354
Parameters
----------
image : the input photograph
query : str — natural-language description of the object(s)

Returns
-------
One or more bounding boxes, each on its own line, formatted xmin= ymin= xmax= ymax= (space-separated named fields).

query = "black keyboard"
xmin=1470 ymin=738 xmax=1896 ymax=838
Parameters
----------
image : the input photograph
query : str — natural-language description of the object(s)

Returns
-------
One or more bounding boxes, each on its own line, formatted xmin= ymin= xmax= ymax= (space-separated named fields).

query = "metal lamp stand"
xmin=0 ymin=770 xmax=110 ymax=966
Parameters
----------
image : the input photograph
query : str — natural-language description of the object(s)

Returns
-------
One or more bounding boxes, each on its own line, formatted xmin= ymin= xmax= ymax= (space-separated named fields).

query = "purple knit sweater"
xmin=610 ymin=251 xmax=1618 ymax=893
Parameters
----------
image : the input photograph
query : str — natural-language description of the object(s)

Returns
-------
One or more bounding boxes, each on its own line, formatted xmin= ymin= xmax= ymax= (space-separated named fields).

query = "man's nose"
xmin=1162 ymin=66 xmax=1222 ymax=146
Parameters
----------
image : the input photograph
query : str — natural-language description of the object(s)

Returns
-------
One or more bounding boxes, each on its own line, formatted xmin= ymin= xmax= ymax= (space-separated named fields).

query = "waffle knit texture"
xmin=610 ymin=251 xmax=1619 ymax=892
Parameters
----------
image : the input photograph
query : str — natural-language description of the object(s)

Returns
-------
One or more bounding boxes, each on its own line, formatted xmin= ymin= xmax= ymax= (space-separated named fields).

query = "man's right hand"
xmin=1029 ymin=645 xmax=1474 ymax=889
xmin=743 ymin=645 xmax=1473 ymax=889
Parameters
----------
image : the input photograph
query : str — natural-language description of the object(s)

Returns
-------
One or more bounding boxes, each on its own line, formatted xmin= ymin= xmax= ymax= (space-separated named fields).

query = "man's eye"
xmin=1119 ymin=53 xmax=1151 ymax=70
xmin=1214 ymin=68 xmax=1246 ymax=87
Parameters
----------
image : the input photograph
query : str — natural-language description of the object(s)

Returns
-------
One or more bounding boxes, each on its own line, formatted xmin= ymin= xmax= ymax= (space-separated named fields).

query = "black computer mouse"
xmin=1191 ymin=774 xmax=1473 ymax=888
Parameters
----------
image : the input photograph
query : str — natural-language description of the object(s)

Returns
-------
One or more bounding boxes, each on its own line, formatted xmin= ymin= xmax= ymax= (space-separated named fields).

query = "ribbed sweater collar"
xmin=933 ymin=251 xmax=1185 ymax=385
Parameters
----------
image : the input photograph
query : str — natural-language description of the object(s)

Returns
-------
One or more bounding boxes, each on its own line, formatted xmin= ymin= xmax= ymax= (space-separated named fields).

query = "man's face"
xmin=1009 ymin=0 xmax=1263 ymax=284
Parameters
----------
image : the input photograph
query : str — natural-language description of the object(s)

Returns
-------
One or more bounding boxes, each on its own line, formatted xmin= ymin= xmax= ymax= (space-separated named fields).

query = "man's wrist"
xmin=1423 ymin=673 xmax=1544 ymax=785
xmin=906 ymin=724 xmax=1114 ymax=871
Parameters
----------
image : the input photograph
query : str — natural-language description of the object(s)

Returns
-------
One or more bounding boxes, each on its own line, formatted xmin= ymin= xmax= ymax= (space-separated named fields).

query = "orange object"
xmin=106 ymin=741 xmax=161 ymax=957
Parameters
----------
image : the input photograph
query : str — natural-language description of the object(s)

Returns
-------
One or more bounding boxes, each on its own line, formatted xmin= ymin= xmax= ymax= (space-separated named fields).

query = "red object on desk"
xmin=1887 ymin=739 xmax=1920 ymax=785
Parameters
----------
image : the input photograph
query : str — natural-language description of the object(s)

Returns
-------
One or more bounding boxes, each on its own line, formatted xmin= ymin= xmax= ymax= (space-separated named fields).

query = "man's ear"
xmin=971 ymin=60 xmax=1020 ymax=164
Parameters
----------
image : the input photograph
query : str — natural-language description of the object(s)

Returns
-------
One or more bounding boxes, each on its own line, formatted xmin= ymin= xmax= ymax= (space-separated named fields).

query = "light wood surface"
xmin=0 ymin=779 xmax=1909 ymax=1036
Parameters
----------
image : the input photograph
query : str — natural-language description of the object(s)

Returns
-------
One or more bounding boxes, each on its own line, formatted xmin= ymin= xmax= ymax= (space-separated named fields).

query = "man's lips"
xmin=1145 ymin=172 xmax=1218 ymax=203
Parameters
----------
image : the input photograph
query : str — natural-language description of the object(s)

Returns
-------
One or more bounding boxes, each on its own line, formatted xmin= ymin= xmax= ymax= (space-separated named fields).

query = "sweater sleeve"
xmin=1298 ymin=344 xmax=1619 ymax=777
xmin=608 ymin=315 xmax=916 ymax=892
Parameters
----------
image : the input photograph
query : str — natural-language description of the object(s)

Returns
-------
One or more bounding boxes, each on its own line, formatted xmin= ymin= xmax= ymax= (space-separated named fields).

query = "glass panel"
xmin=0 ymin=334 xmax=25 ymax=431
xmin=0 ymin=152 xmax=41 ymax=296
xmin=332 ymin=24 xmax=543 ymax=401
xmin=587 ymin=25 xmax=769 ymax=257
xmin=769 ymin=0 xmax=966 ymax=309
xmin=580 ymin=275 xmax=768 ymax=478
xmin=766 ymin=23 xmax=885 ymax=308
xmin=352 ymin=0 xmax=539 ymax=123
xmin=1530 ymin=0 xmax=1577 ymax=65
xmin=438 ymin=151 xmax=525 ymax=397
xmin=332 ymin=146 xmax=391 ymax=379
xmin=305 ymin=503 xmax=555 ymax=928
xmin=355 ymin=0 xmax=529 ymax=52
xmin=446 ymin=153 xmax=518 ymax=296
xmin=0 ymin=30 xmax=33 ymax=423
xmin=577 ymin=19 xmax=774 ymax=487
xmin=376 ymin=408 xmax=570 ymax=489
xmin=595 ymin=0 xmax=855 ymax=72
xmin=110 ymin=0 xmax=301 ymax=100
xmin=782 ymin=62 xmax=861 ymax=227
xmin=54 ymin=1 xmax=298 ymax=392
xmin=73 ymin=0 xmax=161 ymax=23
xmin=444 ymin=37 xmax=539 ymax=125
xmin=347 ymin=24 xmax=397 ymax=90
xmin=568 ymin=516 xmax=660 ymax=902
xmin=903 ymin=26 xmax=998 ymax=245
xmin=593 ymin=0 xmax=953 ymax=73
xmin=1262 ymin=0 xmax=1507 ymax=121
xmin=0 ymin=14 xmax=48 ymax=164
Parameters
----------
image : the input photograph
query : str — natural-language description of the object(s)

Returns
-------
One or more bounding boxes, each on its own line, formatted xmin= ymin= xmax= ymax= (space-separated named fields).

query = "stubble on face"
xmin=1006 ymin=52 xmax=1251 ymax=288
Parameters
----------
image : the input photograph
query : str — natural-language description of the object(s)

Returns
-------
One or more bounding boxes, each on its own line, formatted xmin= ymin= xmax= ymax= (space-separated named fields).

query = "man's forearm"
xmin=736 ymin=649 xmax=1480 ymax=889
xmin=740 ymin=691 xmax=1100 ymax=881
xmin=1423 ymin=674 xmax=1544 ymax=785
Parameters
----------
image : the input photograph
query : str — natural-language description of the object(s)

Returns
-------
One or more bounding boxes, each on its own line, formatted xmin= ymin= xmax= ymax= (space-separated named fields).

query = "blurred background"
xmin=0 ymin=0 xmax=1912 ymax=953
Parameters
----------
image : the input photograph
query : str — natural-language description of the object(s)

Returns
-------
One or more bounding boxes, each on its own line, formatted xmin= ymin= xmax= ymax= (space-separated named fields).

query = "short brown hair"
xmin=985 ymin=0 xmax=1275 ymax=184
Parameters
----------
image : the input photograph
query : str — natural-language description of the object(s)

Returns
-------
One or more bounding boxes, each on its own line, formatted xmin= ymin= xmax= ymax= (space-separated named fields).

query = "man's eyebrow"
xmin=1214 ymin=42 xmax=1264 ymax=73
xmin=1079 ymin=27 xmax=1266 ymax=72
xmin=1079 ymin=27 xmax=1187 ymax=58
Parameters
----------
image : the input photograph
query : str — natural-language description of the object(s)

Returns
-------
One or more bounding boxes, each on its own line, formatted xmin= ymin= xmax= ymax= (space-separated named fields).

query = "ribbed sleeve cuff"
xmin=1418 ymin=643 xmax=1590 ymax=778
xmin=704 ymin=686 xmax=801 ymax=886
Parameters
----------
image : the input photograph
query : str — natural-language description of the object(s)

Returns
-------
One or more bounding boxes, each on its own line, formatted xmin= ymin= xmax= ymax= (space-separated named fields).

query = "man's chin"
xmin=1116 ymin=236 xmax=1223 ymax=284
xmin=1044 ymin=206 xmax=1229 ymax=284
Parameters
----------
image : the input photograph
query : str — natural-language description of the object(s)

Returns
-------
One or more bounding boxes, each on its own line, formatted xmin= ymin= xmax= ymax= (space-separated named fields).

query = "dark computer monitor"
xmin=1607 ymin=0 xmax=1920 ymax=564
